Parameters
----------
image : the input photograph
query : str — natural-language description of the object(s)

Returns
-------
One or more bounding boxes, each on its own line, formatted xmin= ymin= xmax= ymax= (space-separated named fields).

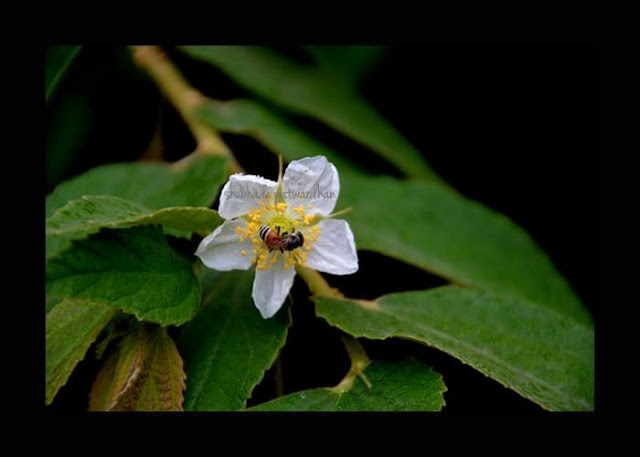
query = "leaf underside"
xmin=46 ymin=298 xmax=118 ymax=404
xmin=89 ymin=324 xmax=186 ymax=411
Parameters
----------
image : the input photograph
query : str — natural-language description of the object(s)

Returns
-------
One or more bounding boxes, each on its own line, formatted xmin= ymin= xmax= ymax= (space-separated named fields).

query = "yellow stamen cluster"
xmin=234 ymin=199 xmax=322 ymax=271
xmin=304 ymin=225 xmax=320 ymax=250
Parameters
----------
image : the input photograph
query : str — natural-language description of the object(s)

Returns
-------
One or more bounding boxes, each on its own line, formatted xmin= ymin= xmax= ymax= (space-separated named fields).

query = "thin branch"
xmin=332 ymin=335 xmax=372 ymax=393
xmin=275 ymin=352 xmax=284 ymax=397
xmin=130 ymin=46 xmax=240 ymax=172
xmin=295 ymin=266 xmax=373 ymax=387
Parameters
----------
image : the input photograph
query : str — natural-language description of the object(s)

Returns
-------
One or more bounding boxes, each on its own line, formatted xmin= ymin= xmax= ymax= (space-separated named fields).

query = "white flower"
xmin=195 ymin=156 xmax=359 ymax=318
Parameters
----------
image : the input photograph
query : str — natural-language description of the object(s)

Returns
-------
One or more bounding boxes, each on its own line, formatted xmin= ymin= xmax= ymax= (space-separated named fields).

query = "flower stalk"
xmin=275 ymin=154 xmax=285 ymax=204
xmin=295 ymin=266 xmax=343 ymax=299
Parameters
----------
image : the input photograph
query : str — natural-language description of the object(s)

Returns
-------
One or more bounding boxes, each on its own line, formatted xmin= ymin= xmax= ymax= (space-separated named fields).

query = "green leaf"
xmin=46 ymin=225 xmax=200 ymax=326
xmin=46 ymin=298 xmax=118 ymax=404
xmin=46 ymin=80 xmax=93 ymax=191
xmin=89 ymin=324 xmax=186 ymax=411
xmin=315 ymin=287 xmax=594 ymax=411
xmin=46 ymin=154 xmax=228 ymax=217
xmin=46 ymin=45 xmax=82 ymax=102
xmin=195 ymin=98 xmax=363 ymax=176
xmin=179 ymin=46 xmax=440 ymax=182
xmin=46 ymin=195 xmax=222 ymax=258
xmin=338 ymin=173 xmax=590 ymax=324
xmin=177 ymin=268 xmax=291 ymax=411
xmin=248 ymin=359 xmax=446 ymax=411
xmin=304 ymin=45 xmax=387 ymax=85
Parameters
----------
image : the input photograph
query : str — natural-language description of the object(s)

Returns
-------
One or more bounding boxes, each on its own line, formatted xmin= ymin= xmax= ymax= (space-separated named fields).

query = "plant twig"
xmin=130 ymin=46 xmax=240 ymax=172
xmin=295 ymin=266 xmax=372 ymax=390
xmin=332 ymin=335 xmax=372 ymax=393
xmin=275 ymin=352 xmax=284 ymax=397
xmin=139 ymin=98 xmax=164 ymax=162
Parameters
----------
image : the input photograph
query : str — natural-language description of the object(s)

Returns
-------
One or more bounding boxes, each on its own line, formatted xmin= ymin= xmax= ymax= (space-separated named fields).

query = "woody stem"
xmin=129 ymin=46 xmax=240 ymax=172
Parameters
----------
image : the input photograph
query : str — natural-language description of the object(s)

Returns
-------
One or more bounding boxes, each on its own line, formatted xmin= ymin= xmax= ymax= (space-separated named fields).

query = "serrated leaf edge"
xmin=314 ymin=291 xmax=592 ymax=411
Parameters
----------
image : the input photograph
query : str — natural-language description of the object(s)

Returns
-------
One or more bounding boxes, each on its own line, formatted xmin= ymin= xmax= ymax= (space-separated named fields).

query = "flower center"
xmin=234 ymin=200 xmax=321 ymax=271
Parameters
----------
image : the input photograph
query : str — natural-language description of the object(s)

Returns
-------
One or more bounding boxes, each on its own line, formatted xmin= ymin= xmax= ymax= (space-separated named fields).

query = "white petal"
xmin=251 ymin=260 xmax=296 ymax=318
xmin=304 ymin=219 xmax=358 ymax=275
xmin=282 ymin=156 xmax=339 ymax=216
xmin=195 ymin=220 xmax=253 ymax=271
xmin=218 ymin=173 xmax=277 ymax=220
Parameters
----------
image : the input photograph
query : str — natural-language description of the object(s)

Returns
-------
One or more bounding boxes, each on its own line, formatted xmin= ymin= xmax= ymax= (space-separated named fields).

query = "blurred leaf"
xmin=248 ymin=359 xmax=445 ymax=411
xmin=46 ymin=155 xmax=228 ymax=217
xmin=339 ymin=173 xmax=590 ymax=324
xmin=195 ymin=99 xmax=362 ymax=175
xmin=89 ymin=324 xmax=186 ymax=411
xmin=46 ymin=195 xmax=222 ymax=258
xmin=46 ymin=226 xmax=200 ymax=326
xmin=304 ymin=45 xmax=386 ymax=85
xmin=46 ymin=90 xmax=93 ymax=191
xmin=46 ymin=45 xmax=82 ymax=102
xmin=179 ymin=46 xmax=440 ymax=182
xmin=315 ymin=287 xmax=594 ymax=411
xmin=46 ymin=46 xmax=162 ymax=193
xmin=177 ymin=269 xmax=291 ymax=411
xmin=46 ymin=298 xmax=117 ymax=405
